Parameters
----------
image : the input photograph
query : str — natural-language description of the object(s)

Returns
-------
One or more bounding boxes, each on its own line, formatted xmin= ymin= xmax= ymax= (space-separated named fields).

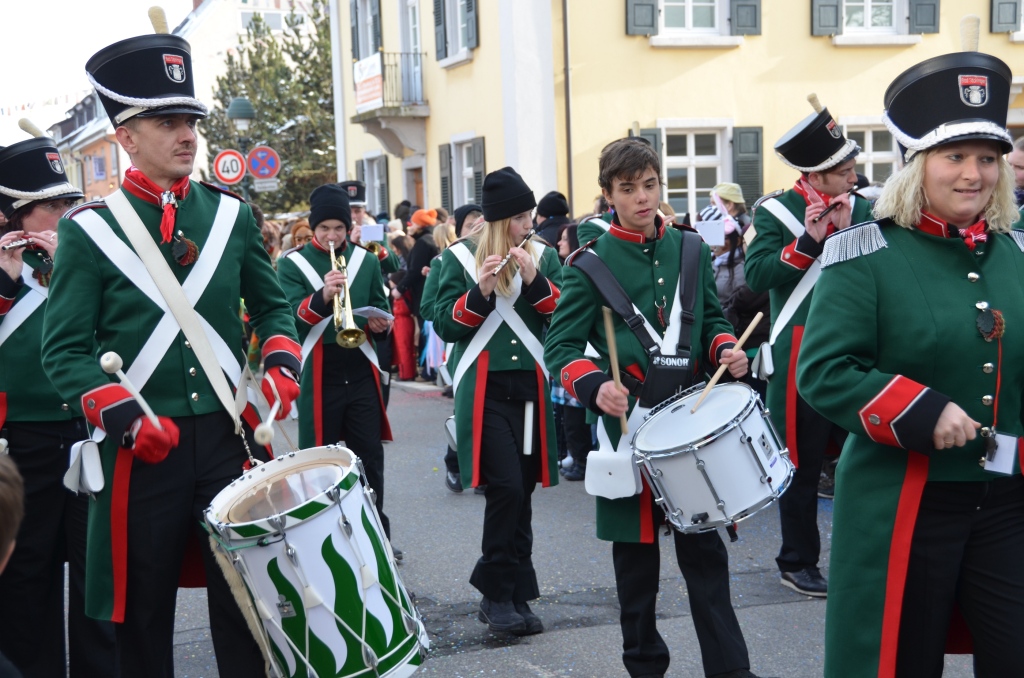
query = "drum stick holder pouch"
xmin=64 ymin=439 xmax=105 ymax=495
xmin=751 ymin=342 xmax=774 ymax=381
xmin=571 ymin=230 xmax=702 ymax=410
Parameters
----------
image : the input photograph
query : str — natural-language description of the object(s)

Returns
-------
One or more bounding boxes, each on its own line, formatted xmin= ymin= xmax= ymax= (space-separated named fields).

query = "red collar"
xmin=608 ymin=215 xmax=665 ymax=244
xmin=312 ymin=237 xmax=349 ymax=255
xmin=793 ymin=179 xmax=833 ymax=207
xmin=917 ymin=211 xmax=986 ymax=239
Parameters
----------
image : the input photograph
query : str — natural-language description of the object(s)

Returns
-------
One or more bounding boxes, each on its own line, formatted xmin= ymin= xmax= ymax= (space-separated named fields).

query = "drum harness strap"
xmin=570 ymin=229 xmax=703 ymax=409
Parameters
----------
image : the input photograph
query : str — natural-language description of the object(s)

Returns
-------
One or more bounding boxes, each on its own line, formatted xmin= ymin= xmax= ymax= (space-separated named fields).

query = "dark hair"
xmin=435 ymin=207 xmax=449 ymax=223
xmin=560 ymin=224 xmax=579 ymax=251
xmin=0 ymin=455 xmax=24 ymax=561
xmin=724 ymin=229 xmax=742 ymax=272
xmin=391 ymin=234 xmax=414 ymax=258
xmin=250 ymin=202 xmax=265 ymax=229
xmin=598 ymin=138 xmax=661 ymax=192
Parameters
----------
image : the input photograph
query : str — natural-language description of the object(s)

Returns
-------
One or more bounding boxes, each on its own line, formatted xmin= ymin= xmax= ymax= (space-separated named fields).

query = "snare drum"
xmin=205 ymin=446 xmax=428 ymax=678
xmin=631 ymin=382 xmax=793 ymax=533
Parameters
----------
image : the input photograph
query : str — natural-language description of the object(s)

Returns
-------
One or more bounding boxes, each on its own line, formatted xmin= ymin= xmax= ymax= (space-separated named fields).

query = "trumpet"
xmin=361 ymin=240 xmax=384 ymax=257
xmin=492 ymin=228 xmax=536 ymax=277
xmin=329 ymin=240 xmax=367 ymax=349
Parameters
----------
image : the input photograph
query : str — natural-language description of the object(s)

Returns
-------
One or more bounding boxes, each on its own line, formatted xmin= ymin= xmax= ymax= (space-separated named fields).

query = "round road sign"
xmin=213 ymin=149 xmax=246 ymax=185
xmin=247 ymin=146 xmax=281 ymax=179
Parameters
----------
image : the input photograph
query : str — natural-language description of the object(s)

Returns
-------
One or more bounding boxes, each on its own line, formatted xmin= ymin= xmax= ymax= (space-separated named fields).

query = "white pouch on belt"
xmin=64 ymin=439 xmax=105 ymax=495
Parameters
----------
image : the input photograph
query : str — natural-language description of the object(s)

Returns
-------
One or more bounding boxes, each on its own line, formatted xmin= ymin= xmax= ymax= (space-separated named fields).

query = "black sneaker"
xmin=445 ymin=471 xmax=463 ymax=493
xmin=478 ymin=598 xmax=526 ymax=633
xmin=817 ymin=471 xmax=835 ymax=499
xmin=512 ymin=601 xmax=543 ymax=635
xmin=780 ymin=567 xmax=827 ymax=597
xmin=474 ymin=484 xmax=487 ymax=495
xmin=562 ymin=463 xmax=585 ymax=481
xmin=392 ymin=546 xmax=403 ymax=562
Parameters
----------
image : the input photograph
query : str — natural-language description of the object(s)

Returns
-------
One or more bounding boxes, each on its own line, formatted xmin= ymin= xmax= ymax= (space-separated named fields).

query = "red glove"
xmin=262 ymin=367 xmax=300 ymax=419
xmin=127 ymin=416 xmax=180 ymax=464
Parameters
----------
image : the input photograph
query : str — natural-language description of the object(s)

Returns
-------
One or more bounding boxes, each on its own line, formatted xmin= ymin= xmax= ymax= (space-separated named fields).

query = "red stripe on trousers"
xmin=535 ymin=366 xmax=550 ymax=487
xmin=370 ymin=363 xmax=393 ymax=442
xmin=786 ymin=326 xmax=803 ymax=466
xmin=471 ymin=351 xmax=489 ymax=487
xmin=110 ymin=446 xmax=134 ymax=623
xmin=639 ymin=479 xmax=654 ymax=543
xmin=877 ymin=452 xmax=930 ymax=678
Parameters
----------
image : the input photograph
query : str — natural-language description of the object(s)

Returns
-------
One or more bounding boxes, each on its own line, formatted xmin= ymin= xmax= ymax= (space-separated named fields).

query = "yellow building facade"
xmin=338 ymin=0 xmax=1024 ymax=220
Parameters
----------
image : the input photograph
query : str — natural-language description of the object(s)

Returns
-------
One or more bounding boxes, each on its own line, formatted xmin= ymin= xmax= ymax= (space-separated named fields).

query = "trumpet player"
xmin=277 ymin=183 xmax=398 ymax=548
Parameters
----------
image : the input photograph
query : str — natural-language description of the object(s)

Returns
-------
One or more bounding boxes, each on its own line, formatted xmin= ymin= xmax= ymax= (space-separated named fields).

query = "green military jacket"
xmin=0 ymin=253 xmax=79 ymax=425
xmin=744 ymin=187 xmax=872 ymax=463
xmin=277 ymin=239 xmax=391 ymax=448
xmin=544 ymin=222 xmax=738 ymax=543
xmin=434 ymin=239 xmax=562 ymax=489
xmin=41 ymin=181 xmax=301 ymax=623
xmin=418 ymin=255 xmax=443 ymax=324
xmin=797 ymin=218 xmax=1024 ymax=676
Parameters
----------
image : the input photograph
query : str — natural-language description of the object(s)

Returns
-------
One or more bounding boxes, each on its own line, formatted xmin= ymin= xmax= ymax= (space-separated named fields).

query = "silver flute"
xmin=492 ymin=228 xmax=537 ymax=277
xmin=1 ymin=239 xmax=32 ymax=252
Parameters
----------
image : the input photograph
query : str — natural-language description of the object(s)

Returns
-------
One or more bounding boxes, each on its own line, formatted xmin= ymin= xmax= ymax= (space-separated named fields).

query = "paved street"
xmin=149 ymin=383 xmax=974 ymax=677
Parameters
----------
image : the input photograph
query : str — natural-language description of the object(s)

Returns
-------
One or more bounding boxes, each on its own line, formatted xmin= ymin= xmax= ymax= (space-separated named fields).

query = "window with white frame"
xmin=845 ymin=126 xmax=900 ymax=184
xmin=361 ymin=156 xmax=388 ymax=215
xmin=241 ymin=6 xmax=306 ymax=32
xmin=664 ymin=130 xmax=723 ymax=215
xmin=446 ymin=0 xmax=471 ymax=54
xmin=454 ymin=141 xmax=475 ymax=207
xmin=661 ymin=0 xmax=721 ymax=33
xmin=843 ymin=0 xmax=900 ymax=33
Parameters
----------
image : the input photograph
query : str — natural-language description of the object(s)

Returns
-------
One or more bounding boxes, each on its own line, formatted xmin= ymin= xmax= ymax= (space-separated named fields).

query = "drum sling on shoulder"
xmin=572 ymin=230 xmax=703 ymax=409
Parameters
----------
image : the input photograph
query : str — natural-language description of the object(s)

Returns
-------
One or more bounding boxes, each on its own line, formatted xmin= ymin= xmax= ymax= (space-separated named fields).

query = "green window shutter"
xmin=471 ymin=137 xmax=486 ymax=205
xmin=908 ymin=0 xmax=939 ymax=33
xmin=378 ymin=156 xmax=390 ymax=216
xmin=434 ymin=0 xmax=447 ymax=60
xmin=636 ymin=128 xmax=662 ymax=158
xmin=465 ymin=0 xmax=479 ymax=49
xmin=626 ymin=0 xmax=659 ymax=36
xmin=992 ymin=0 xmax=1021 ymax=32
xmin=730 ymin=0 xmax=761 ymax=35
xmin=370 ymin=0 xmax=382 ymax=52
xmin=811 ymin=0 xmax=842 ymax=36
xmin=439 ymin=144 xmax=452 ymax=212
xmin=732 ymin=127 xmax=763 ymax=206
xmin=350 ymin=0 xmax=361 ymax=60
xmin=356 ymin=159 xmax=366 ymax=184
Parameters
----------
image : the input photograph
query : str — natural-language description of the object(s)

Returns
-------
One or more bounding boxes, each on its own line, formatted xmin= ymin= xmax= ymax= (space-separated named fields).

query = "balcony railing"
xmin=381 ymin=51 xmax=426 ymax=107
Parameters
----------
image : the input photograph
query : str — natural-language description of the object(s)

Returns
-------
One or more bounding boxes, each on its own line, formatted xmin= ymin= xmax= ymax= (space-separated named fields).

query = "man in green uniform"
xmin=545 ymin=137 xmax=768 ymax=678
xmin=0 ymin=135 xmax=116 ymax=677
xmin=744 ymin=99 xmax=873 ymax=597
xmin=41 ymin=30 xmax=301 ymax=677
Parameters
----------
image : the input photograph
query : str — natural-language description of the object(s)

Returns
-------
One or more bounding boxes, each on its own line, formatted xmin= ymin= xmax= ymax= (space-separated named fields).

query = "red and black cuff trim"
xmin=709 ymin=334 xmax=737 ymax=368
xmin=858 ymin=376 xmax=950 ymax=451
xmin=298 ymin=292 xmax=330 ymax=325
xmin=81 ymin=383 xmax=143 ymax=440
xmin=262 ymin=335 xmax=302 ymax=375
xmin=521 ymin=272 xmax=560 ymax=315
xmin=0 ymin=269 xmax=22 ymax=316
xmin=452 ymin=285 xmax=492 ymax=327
xmin=560 ymin=358 xmax=608 ymax=414
xmin=781 ymin=233 xmax=823 ymax=270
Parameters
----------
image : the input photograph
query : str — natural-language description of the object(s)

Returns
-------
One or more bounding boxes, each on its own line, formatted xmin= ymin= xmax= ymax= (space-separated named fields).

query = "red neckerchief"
xmin=917 ymin=211 xmax=988 ymax=251
xmin=122 ymin=166 xmax=191 ymax=244
xmin=608 ymin=214 xmax=665 ymax=244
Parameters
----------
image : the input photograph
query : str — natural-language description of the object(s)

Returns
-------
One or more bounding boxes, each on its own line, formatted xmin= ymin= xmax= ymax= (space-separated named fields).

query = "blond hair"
xmin=432 ymin=222 xmax=457 ymax=251
xmin=873 ymin=146 xmax=1019 ymax=233
xmin=473 ymin=218 xmax=540 ymax=297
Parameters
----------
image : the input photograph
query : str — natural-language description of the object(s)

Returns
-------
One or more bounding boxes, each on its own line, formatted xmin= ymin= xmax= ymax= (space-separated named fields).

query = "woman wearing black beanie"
xmin=433 ymin=166 xmax=562 ymax=635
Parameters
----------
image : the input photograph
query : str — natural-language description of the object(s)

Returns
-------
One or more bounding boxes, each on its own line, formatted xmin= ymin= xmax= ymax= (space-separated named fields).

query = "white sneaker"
xmin=560 ymin=455 xmax=574 ymax=469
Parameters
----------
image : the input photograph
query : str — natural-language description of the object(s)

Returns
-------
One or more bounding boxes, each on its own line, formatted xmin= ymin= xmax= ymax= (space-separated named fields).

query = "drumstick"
xmin=256 ymin=373 xmax=298 ymax=451
xmin=100 ymin=352 xmax=161 ymax=428
xmin=253 ymin=400 xmax=280 ymax=445
xmin=690 ymin=311 xmax=764 ymax=414
xmin=603 ymin=307 xmax=629 ymax=435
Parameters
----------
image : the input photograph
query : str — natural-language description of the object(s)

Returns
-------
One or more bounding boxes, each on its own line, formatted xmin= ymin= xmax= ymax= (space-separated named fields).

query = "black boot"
xmin=512 ymin=601 xmax=543 ymax=635
xmin=478 ymin=598 xmax=526 ymax=633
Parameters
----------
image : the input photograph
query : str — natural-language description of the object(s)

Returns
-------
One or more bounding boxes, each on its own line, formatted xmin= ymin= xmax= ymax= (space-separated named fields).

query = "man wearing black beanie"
xmin=534 ymin=190 xmax=571 ymax=250
xmin=277 ymin=183 xmax=399 ymax=555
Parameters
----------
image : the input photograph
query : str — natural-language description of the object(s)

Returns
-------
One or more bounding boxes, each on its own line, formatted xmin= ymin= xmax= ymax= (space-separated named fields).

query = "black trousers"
xmin=613 ymin=497 xmax=750 ymax=678
xmin=116 ymin=412 xmax=267 ymax=678
xmin=0 ymin=419 xmax=116 ymax=678
xmin=469 ymin=398 xmax=540 ymax=602
xmin=321 ymin=374 xmax=390 ymax=538
xmin=372 ymin=330 xmax=393 ymax=409
xmin=895 ymin=475 xmax=1024 ymax=677
xmin=562 ymin=405 xmax=591 ymax=469
xmin=776 ymin=394 xmax=846 ymax=573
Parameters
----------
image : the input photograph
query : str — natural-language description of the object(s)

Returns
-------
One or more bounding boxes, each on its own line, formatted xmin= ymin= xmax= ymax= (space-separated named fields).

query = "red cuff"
xmin=709 ymin=333 xmax=737 ymax=368
xmin=560 ymin=358 xmax=603 ymax=402
xmin=531 ymin=279 xmax=560 ymax=315
xmin=0 ymin=296 xmax=13 ymax=316
xmin=377 ymin=247 xmax=389 ymax=262
xmin=858 ymin=376 xmax=931 ymax=448
xmin=81 ymin=383 xmax=140 ymax=436
xmin=297 ymin=294 xmax=327 ymax=325
xmin=262 ymin=335 xmax=302 ymax=375
xmin=780 ymin=239 xmax=816 ymax=270
xmin=453 ymin=290 xmax=486 ymax=328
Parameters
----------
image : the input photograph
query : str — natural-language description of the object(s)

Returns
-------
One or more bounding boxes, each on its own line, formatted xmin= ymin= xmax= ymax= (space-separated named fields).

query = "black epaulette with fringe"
xmin=820 ymin=219 xmax=889 ymax=269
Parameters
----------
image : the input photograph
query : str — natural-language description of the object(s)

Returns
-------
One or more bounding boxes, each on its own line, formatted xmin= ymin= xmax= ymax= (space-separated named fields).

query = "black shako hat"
xmin=537 ymin=191 xmax=569 ymax=218
xmin=309 ymin=183 xmax=352 ymax=230
xmin=884 ymin=52 xmax=1012 ymax=162
xmin=0 ymin=138 xmax=84 ymax=219
xmin=775 ymin=101 xmax=859 ymax=173
xmin=86 ymin=33 xmax=208 ymax=127
xmin=339 ymin=180 xmax=367 ymax=206
xmin=453 ymin=203 xmax=482 ymax=236
xmin=481 ymin=167 xmax=535 ymax=222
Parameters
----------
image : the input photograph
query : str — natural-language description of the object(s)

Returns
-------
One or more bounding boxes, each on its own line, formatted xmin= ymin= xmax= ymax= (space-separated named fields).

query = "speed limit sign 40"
xmin=213 ymin=149 xmax=246 ymax=185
